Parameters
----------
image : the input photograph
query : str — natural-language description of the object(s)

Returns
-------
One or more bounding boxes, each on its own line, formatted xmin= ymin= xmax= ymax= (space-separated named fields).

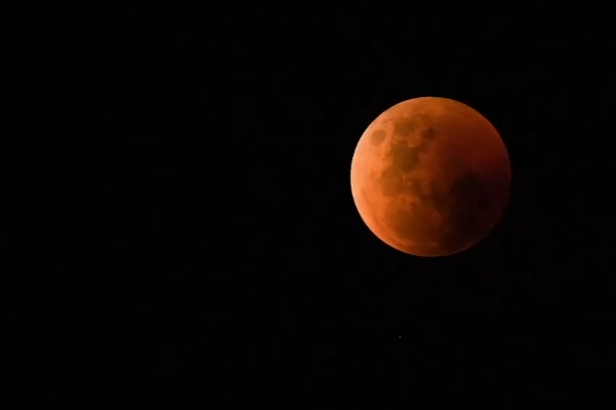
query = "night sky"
xmin=6 ymin=2 xmax=615 ymax=407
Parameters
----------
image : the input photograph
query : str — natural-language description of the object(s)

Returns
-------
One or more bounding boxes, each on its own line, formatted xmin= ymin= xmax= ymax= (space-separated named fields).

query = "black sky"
xmin=5 ymin=2 xmax=616 ymax=408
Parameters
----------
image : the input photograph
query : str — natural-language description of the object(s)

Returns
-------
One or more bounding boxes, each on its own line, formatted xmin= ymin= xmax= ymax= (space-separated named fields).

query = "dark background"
xmin=5 ymin=2 xmax=615 ymax=408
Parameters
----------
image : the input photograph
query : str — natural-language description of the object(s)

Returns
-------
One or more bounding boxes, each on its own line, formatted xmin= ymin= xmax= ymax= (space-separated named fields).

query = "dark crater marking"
xmin=379 ymin=115 xmax=437 ymax=198
xmin=371 ymin=129 xmax=386 ymax=146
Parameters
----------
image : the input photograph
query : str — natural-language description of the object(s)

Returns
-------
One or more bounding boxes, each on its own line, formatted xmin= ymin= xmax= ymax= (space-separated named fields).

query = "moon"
xmin=350 ymin=97 xmax=511 ymax=257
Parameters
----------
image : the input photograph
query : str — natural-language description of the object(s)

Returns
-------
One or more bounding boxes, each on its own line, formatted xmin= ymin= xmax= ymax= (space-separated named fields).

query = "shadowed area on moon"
xmin=375 ymin=115 xmax=491 ymax=254
xmin=383 ymin=170 xmax=491 ymax=253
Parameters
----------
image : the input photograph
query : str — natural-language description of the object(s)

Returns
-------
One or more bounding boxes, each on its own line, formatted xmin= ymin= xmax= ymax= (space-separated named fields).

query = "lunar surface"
xmin=350 ymin=97 xmax=511 ymax=257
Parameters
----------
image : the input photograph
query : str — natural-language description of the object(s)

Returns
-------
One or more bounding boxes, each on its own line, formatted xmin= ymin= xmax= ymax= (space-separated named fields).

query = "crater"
xmin=378 ymin=120 xmax=439 ymax=198
xmin=393 ymin=116 xmax=422 ymax=137
xmin=371 ymin=129 xmax=386 ymax=146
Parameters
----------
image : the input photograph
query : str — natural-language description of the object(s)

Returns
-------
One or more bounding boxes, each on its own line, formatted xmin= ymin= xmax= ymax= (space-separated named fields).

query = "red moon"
xmin=350 ymin=97 xmax=511 ymax=257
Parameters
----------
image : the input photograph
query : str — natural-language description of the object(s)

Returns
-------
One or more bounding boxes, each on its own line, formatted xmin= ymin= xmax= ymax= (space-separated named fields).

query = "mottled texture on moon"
xmin=350 ymin=97 xmax=511 ymax=257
